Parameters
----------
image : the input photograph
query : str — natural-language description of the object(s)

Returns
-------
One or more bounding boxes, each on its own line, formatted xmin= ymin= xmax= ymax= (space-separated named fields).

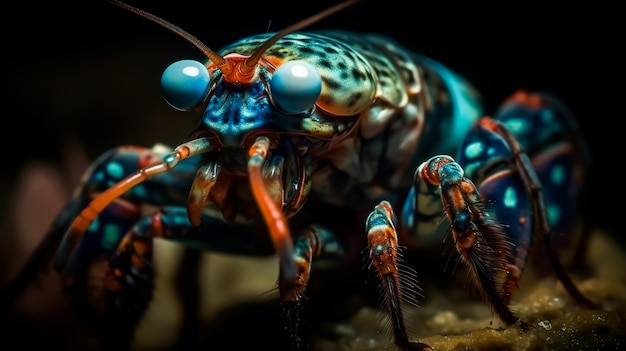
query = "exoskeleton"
xmin=2 ymin=1 xmax=597 ymax=350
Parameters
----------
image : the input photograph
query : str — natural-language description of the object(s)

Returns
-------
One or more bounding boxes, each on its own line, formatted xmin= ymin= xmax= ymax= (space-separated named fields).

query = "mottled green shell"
xmin=322 ymin=31 xmax=420 ymax=107
xmin=218 ymin=31 xmax=382 ymax=116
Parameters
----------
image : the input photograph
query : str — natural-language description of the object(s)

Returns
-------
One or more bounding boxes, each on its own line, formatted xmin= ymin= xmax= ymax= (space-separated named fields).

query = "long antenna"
xmin=105 ymin=0 xmax=231 ymax=75
xmin=240 ymin=0 xmax=362 ymax=75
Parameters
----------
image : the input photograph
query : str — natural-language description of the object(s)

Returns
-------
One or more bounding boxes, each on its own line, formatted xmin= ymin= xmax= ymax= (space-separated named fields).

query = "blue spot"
xmin=163 ymin=154 xmax=176 ymax=165
xmin=93 ymin=171 xmax=105 ymax=182
xmin=547 ymin=203 xmax=560 ymax=227
xmin=464 ymin=162 xmax=480 ymax=178
xmin=130 ymin=184 xmax=147 ymax=199
xmin=102 ymin=224 xmax=121 ymax=250
xmin=372 ymin=244 xmax=385 ymax=256
xmin=464 ymin=141 xmax=484 ymax=159
xmin=173 ymin=214 xmax=191 ymax=226
xmin=87 ymin=216 xmax=100 ymax=232
xmin=504 ymin=118 xmax=527 ymax=134
xmin=541 ymin=108 xmax=554 ymax=122
xmin=106 ymin=162 xmax=125 ymax=180
xmin=550 ymin=164 xmax=565 ymax=186
xmin=503 ymin=186 xmax=517 ymax=208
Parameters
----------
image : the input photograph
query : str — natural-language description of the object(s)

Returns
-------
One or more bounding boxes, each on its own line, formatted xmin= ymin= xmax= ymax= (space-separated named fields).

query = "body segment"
xmin=1 ymin=1 xmax=595 ymax=350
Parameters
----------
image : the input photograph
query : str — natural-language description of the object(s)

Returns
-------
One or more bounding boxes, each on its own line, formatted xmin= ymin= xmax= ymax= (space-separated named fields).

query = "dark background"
xmin=2 ymin=0 xmax=621 ymax=238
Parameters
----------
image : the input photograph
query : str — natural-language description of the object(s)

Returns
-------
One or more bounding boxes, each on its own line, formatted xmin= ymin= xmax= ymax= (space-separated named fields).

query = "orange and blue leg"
xmin=366 ymin=201 xmax=433 ymax=350
xmin=397 ymin=91 xmax=596 ymax=330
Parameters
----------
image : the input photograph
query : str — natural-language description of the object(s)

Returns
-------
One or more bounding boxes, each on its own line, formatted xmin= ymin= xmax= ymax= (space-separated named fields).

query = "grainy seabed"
xmin=3 ymin=224 xmax=624 ymax=351
xmin=128 ymin=228 xmax=626 ymax=351
xmin=310 ymin=229 xmax=626 ymax=351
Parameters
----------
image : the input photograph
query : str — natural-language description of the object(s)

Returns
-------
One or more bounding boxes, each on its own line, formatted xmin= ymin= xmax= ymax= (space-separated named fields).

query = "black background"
xmin=3 ymin=0 xmax=621 ymax=238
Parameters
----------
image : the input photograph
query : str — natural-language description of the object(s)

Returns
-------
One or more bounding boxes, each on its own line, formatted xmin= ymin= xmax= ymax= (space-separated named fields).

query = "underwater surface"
xmin=2 ymin=1 xmax=623 ymax=350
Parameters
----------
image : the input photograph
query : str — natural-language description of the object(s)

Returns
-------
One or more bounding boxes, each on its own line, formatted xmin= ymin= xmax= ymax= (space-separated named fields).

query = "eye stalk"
xmin=270 ymin=60 xmax=322 ymax=114
xmin=161 ymin=60 xmax=210 ymax=111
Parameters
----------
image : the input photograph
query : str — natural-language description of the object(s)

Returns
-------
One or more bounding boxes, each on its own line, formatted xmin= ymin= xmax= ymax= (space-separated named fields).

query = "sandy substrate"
xmin=310 ymin=229 xmax=626 ymax=350
xmin=2 ymin=228 xmax=624 ymax=350
xmin=128 ymin=228 xmax=626 ymax=350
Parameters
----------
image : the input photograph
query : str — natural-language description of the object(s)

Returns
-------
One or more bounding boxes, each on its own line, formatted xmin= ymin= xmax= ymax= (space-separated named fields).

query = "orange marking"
xmin=131 ymin=253 xmax=145 ymax=269
xmin=264 ymin=56 xmax=285 ymax=69
xmin=248 ymin=137 xmax=295 ymax=279
xmin=460 ymin=180 xmax=476 ymax=194
xmin=375 ymin=201 xmax=394 ymax=221
xmin=374 ymin=232 xmax=398 ymax=276
xmin=176 ymin=146 xmax=190 ymax=159
xmin=151 ymin=213 xmax=163 ymax=238
xmin=455 ymin=231 xmax=478 ymax=252
xmin=448 ymin=185 xmax=466 ymax=209
xmin=210 ymin=55 xmax=259 ymax=84
xmin=61 ymin=162 xmax=170 ymax=264
xmin=506 ymin=90 xmax=543 ymax=108
xmin=132 ymin=239 xmax=150 ymax=257
xmin=104 ymin=268 xmax=124 ymax=292
xmin=419 ymin=163 xmax=438 ymax=185
xmin=478 ymin=116 xmax=499 ymax=132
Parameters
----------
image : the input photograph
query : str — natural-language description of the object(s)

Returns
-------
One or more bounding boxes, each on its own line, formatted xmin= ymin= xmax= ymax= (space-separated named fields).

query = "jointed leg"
xmin=478 ymin=116 xmax=597 ymax=309
xmin=417 ymin=155 xmax=519 ymax=326
xmin=278 ymin=224 xmax=344 ymax=350
xmin=366 ymin=201 xmax=432 ymax=351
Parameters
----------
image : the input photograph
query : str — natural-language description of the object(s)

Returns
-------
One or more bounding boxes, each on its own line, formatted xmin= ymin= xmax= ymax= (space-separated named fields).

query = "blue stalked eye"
xmin=270 ymin=60 xmax=322 ymax=114
xmin=161 ymin=60 xmax=210 ymax=111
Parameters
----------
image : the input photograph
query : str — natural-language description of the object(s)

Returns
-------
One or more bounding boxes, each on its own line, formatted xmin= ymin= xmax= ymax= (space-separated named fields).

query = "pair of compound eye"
xmin=161 ymin=59 xmax=322 ymax=114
